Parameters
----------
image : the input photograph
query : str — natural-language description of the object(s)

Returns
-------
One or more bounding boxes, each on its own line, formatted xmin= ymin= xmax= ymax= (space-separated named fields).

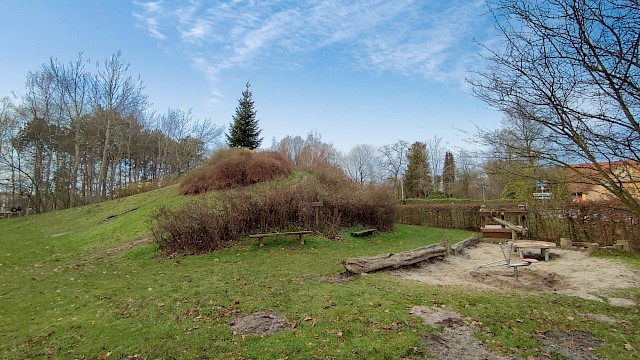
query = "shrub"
xmin=151 ymin=172 xmax=396 ymax=254
xmin=179 ymin=148 xmax=293 ymax=195
xmin=114 ymin=181 xmax=159 ymax=198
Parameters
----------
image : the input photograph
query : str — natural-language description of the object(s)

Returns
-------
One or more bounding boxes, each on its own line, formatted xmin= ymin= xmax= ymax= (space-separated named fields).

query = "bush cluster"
xmin=179 ymin=148 xmax=293 ymax=195
xmin=151 ymin=165 xmax=396 ymax=254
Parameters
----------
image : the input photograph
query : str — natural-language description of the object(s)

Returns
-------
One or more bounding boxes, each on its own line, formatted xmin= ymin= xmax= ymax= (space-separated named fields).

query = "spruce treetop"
xmin=226 ymin=81 xmax=263 ymax=150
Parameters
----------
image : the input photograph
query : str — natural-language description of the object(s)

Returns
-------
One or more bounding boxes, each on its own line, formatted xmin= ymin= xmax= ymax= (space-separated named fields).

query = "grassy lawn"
xmin=1 ymin=187 xmax=639 ymax=359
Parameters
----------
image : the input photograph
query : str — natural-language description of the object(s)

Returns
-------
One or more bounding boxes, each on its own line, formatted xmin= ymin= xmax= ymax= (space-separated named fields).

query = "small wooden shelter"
xmin=479 ymin=205 xmax=528 ymax=241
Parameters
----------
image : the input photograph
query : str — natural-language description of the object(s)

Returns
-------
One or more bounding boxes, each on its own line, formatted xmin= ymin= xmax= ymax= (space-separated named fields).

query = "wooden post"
xmin=299 ymin=233 xmax=305 ymax=244
xmin=616 ymin=239 xmax=630 ymax=252
xmin=440 ymin=240 xmax=451 ymax=257
xmin=587 ymin=243 xmax=599 ymax=256
xmin=560 ymin=237 xmax=572 ymax=249
xmin=311 ymin=201 xmax=323 ymax=229
xmin=259 ymin=237 xmax=265 ymax=247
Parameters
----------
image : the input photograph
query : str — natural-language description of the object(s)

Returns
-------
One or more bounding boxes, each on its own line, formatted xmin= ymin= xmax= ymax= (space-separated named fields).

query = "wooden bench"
xmin=249 ymin=231 xmax=313 ymax=247
xmin=350 ymin=229 xmax=377 ymax=237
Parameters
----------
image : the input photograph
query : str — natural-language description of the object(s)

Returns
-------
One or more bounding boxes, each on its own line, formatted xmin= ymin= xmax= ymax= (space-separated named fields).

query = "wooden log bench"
xmin=249 ymin=231 xmax=313 ymax=247
xmin=350 ymin=229 xmax=377 ymax=237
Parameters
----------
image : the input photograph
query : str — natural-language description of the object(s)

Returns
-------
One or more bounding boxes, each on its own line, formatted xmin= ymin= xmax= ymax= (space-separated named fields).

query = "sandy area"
xmin=395 ymin=242 xmax=640 ymax=305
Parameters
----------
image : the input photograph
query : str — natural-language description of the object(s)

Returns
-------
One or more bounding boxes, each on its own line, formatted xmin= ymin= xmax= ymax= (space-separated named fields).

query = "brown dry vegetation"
xmin=398 ymin=201 xmax=640 ymax=252
xmin=178 ymin=148 xmax=293 ymax=194
xmin=152 ymin=158 xmax=396 ymax=254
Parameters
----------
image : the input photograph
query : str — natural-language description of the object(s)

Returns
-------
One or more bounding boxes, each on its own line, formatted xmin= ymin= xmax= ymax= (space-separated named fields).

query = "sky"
xmin=0 ymin=0 xmax=503 ymax=153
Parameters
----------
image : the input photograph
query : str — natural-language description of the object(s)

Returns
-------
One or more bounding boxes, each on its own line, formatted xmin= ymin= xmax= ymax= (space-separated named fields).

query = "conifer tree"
xmin=226 ymin=82 xmax=262 ymax=149
xmin=404 ymin=142 xmax=431 ymax=198
xmin=442 ymin=151 xmax=455 ymax=197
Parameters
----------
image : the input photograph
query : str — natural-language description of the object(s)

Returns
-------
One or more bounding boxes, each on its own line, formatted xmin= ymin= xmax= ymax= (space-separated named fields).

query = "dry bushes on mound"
xmin=151 ymin=169 xmax=396 ymax=254
xmin=179 ymin=148 xmax=293 ymax=195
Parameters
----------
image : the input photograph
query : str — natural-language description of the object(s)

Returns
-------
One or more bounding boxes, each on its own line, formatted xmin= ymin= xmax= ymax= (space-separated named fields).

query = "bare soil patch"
xmin=395 ymin=243 xmax=640 ymax=304
xmin=94 ymin=236 xmax=153 ymax=258
xmin=411 ymin=306 xmax=514 ymax=360
xmin=538 ymin=329 xmax=603 ymax=360
xmin=230 ymin=310 xmax=290 ymax=335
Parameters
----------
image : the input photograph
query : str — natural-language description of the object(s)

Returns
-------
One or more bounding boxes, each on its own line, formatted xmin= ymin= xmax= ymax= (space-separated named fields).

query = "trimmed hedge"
xmin=396 ymin=201 xmax=639 ymax=252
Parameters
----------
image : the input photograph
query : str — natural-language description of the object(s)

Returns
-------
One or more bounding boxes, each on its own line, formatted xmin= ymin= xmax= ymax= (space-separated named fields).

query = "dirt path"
xmin=94 ymin=235 xmax=153 ymax=258
xmin=395 ymin=243 xmax=640 ymax=305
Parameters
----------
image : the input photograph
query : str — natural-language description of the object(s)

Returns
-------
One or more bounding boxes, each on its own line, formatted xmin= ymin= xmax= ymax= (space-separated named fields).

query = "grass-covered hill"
xmin=0 ymin=184 xmax=638 ymax=359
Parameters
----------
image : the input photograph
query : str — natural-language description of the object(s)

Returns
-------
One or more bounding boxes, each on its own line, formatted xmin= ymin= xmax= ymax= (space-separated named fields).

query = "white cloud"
xmin=133 ymin=0 xmax=492 ymax=85
xmin=133 ymin=0 xmax=167 ymax=40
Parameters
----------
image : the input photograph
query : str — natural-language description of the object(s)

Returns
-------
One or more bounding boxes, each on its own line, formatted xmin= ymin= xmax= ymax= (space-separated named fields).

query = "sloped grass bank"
xmin=0 ymin=191 xmax=638 ymax=359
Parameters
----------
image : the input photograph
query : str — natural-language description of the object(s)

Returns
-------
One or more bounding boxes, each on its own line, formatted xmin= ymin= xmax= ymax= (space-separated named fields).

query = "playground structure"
xmin=479 ymin=206 xmax=528 ymax=241
xmin=474 ymin=241 xmax=539 ymax=280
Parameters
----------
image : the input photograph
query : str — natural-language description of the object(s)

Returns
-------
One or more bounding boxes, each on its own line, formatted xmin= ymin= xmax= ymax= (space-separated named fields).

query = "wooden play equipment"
xmin=512 ymin=240 xmax=557 ymax=261
xmin=474 ymin=241 xmax=538 ymax=280
xmin=480 ymin=206 xmax=528 ymax=241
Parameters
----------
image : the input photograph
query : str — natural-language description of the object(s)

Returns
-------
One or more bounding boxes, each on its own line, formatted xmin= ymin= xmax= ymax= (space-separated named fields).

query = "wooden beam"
xmin=490 ymin=217 xmax=525 ymax=232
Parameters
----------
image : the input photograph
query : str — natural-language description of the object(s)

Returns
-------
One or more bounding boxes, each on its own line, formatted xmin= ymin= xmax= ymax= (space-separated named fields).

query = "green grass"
xmin=1 ymin=187 xmax=639 ymax=359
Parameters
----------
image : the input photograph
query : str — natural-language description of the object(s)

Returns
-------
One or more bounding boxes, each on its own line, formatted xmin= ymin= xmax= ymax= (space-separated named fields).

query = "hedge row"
xmin=397 ymin=201 xmax=639 ymax=252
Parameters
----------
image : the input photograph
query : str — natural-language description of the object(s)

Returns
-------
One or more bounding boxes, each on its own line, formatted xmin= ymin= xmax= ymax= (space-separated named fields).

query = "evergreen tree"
xmin=404 ymin=142 xmax=431 ymax=198
xmin=226 ymin=82 xmax=262 ymax=149
xmin=442 ymin=151 xmax=455 ymax=197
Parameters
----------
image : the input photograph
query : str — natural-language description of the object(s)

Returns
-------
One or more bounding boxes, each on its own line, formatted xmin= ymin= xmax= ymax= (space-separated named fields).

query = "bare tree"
xmin=378 ymin=140 xmax=410 ymax=197
xmin=341 ymin=144 xmax=380 ymax=185
xmin=94 ymin=51 xmax=148 ymax=197
xmin=0 ymin=97 xmax=15 ymax=157
xmin=453 ymin=150 xmax=482 ymax=199
xmin=470 ymin=0 xmax=640 ymax=215
xmin=273 ymin=131 xmax=338 ymax=170
xmin=45 ymin=53 xmax=93 ymax=207
xmin=272 ymin=135 xmax=306 ymax=166
xmin=426 ymin=135 xmax=445 ymax=192
xmin=474 ymin=107 xmax=551 ymax=199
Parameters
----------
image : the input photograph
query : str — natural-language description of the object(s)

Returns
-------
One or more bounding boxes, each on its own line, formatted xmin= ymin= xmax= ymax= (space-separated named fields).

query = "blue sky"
xmin=0 ymin=0 xmax=501 ymax=152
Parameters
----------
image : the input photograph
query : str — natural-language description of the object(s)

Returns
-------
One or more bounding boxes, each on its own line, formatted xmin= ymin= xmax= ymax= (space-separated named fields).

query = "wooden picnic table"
xmin=512 ymin=240 xmax=557 ymax=261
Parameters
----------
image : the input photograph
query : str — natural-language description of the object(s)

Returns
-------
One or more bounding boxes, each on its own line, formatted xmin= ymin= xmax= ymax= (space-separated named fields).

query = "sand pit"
xmin=395 ymin=242 xmax=640 ymax=304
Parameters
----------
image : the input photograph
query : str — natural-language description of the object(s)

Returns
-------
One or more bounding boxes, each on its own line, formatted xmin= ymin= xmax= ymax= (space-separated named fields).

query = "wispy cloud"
xmin=133 ymin=0 xmax=491 ymax=85
xmin=132 ymin=0 xmax=167 ymax=40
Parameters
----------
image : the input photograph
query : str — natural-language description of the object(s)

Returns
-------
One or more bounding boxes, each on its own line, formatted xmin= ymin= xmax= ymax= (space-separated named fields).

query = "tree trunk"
xmin=100 ymin=114 xmax=112 ymax=198
xmin=342 ymin=243 xmax=447 ymax=274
